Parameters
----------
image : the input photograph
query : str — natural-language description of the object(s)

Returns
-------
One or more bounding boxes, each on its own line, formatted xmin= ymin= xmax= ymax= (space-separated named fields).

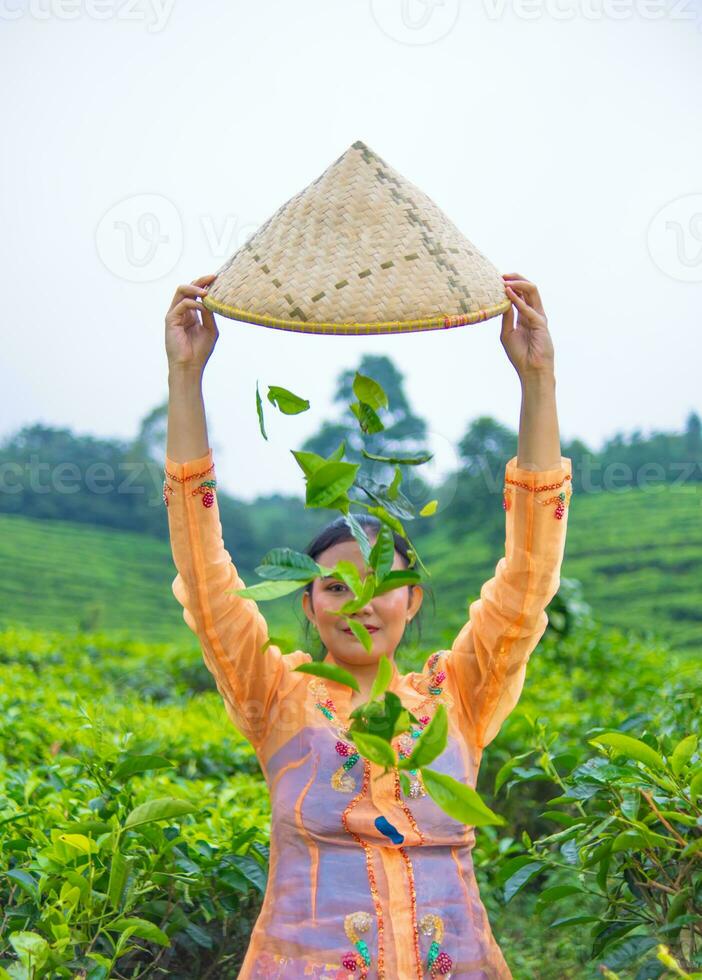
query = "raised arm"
xmin=445 ymin=272 xmax=572 ymax=749
xmin=445 ymin=452 xmax=572 ymax=748
xmin=163 ymin=275 xmax=305 ymax=749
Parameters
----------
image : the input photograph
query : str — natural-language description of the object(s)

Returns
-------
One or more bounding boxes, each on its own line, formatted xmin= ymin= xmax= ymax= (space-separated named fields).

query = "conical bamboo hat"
xmin=203 ymin=140 xmax=510 ymax=336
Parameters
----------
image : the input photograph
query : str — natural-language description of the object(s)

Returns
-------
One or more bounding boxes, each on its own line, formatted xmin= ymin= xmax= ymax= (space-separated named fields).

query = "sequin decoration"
xmin=193 ymin=478 xmax=217 ymax=508
xmin=539 ymin=481 xmax=573 ymax=519
xmin=396 ymin=717 xmax=429 ymax=799
xmin=162 ymin=481 xmax=174 ymax=508
xmin=395 ymin=652 xmax=452 ymax=800
xmin=419 ymin=913 xmax=453 ymax=978
xmin=503 ymin=471 xmax=573 ymax=519
xmin=342 ymin=910 xmax=373 ymax=977
xmin=164 ymin=461 xmax=215 ymax=484
xmin=308 ymin=677 xmax=361 ymax=792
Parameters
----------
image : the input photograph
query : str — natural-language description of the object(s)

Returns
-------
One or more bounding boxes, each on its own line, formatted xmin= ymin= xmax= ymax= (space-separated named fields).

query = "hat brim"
xmin=202 ymin=294 xmax=511 ymax=336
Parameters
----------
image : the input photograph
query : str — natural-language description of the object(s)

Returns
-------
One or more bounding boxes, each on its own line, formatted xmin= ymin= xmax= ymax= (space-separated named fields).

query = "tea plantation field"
xmin=1 ymin=478 xmax=700 ymax=653
xmin=1 ymin=618 xmax=700 ymax=978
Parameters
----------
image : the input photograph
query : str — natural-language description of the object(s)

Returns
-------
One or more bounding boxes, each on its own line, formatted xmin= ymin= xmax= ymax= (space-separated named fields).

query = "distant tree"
xmin=684 ymin=410 xmax=702 ymax=466
xmin=132 ymin=401 xmax=168 ymax=465
xmin=300 ymin=354 xmax=431 ymax=485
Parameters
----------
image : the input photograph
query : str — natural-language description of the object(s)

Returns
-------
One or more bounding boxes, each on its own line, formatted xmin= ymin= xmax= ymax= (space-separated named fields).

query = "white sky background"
xmin=1 ymin=0 xmax=701 ymax=501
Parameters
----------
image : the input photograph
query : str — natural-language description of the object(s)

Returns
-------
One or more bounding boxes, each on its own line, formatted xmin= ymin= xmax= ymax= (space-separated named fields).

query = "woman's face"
xmin=301 ymin=534 xmax=424 ymax=665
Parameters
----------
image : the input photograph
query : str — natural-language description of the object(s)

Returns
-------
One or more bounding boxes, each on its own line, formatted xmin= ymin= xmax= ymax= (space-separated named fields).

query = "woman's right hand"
xmin=165 ymin=273 xmax=219 ymax=373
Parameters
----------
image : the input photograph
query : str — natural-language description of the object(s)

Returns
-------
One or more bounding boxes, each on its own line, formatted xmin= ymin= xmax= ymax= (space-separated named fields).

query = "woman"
xmin=163 ymin=272 xmax=573 ymax=979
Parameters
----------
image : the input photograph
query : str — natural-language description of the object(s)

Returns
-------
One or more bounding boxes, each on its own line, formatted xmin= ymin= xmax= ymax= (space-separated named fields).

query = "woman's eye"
xmin=328 ymin=583 xmax=346 ymax=592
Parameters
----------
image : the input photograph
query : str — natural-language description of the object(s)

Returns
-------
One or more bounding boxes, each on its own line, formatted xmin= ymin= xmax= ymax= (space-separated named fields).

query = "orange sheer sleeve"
xmin=163 ymin=448 xmax=307 ymax=749
xmin=444 ymin=455 xmax=573 ymax=749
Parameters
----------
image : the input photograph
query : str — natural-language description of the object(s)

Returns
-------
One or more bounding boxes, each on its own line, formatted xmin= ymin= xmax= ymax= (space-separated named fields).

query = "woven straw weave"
xmin=202 ymin=140 xmax=510 ymax=336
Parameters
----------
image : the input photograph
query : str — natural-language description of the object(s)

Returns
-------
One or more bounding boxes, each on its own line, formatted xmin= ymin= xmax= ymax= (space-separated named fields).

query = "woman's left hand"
xmin=500 ymin=272 xmax=555 ymax=381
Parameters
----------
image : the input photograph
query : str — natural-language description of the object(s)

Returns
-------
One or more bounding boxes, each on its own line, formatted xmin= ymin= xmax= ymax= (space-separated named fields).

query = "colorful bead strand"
xmin=308 ymin=678 xmax=361 ymax=792
xmin=341 ymin=761 xmax=385 ymax=978
xmin=419 ymin=914 xmax=453 ymax=977
xmin=342 ymin=911 xmax=373 ymax=977
xmin=192 ymin=478 xmax=217 ymax=508
xmin=502 ymin=472 xmax=573 ymax=519
xmin=164 ymin=461 xmax=215 ymax=484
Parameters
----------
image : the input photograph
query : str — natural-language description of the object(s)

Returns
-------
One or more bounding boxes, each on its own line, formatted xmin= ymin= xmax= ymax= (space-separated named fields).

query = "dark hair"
xmin=300 ymin=513 xmax=434 ymax=657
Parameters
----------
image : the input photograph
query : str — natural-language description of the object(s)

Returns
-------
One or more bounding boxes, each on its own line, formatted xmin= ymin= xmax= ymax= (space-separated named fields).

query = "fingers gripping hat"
xmin=203 ymin=140 xmax=510 ymax=336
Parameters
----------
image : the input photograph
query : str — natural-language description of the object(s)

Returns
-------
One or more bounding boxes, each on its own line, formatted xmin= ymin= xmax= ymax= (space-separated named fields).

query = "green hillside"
xmin=1 ymin=478 xmax=700 ymax=653
xmin=426 ymin=480 xmax=702 ymax=654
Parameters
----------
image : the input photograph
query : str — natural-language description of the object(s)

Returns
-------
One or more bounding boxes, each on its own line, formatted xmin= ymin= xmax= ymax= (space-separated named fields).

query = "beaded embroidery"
xmin=419 ymin=913 xmax=453 ymax=977
xmin=162 ymin=463 xmax=217 ymax=508
xmin=502 ymin=471 xmax=573 ymax=519
xmin=342 ymin=911 xmax=373 ymax=977
xmin=193 ymin=478 xmax=217 ymax=508
xmin=308 ymin=677 xmax=361 ymax=792
xmin=164 ymin=461 xmax=215 ymax=484
xmin=308 ymin=656 xmax=450 ymax=800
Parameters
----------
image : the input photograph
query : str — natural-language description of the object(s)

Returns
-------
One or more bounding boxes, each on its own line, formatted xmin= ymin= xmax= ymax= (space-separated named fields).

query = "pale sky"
xmin=2 ymin=0 xmax=700 ymax=501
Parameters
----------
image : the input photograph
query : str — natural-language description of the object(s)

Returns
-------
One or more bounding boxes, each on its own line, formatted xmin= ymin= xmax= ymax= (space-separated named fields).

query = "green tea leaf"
xmin=229 ymin=579 xmax=311 ymax=600
xmin=123 ymin=797 xmax=199 ymax=830
xmin=344 ymin=619 xmax=373 ymax=652
xmin=368 ymin=523 xmax=396 ymax=582
xmin=329 ymin=440 xmax=346 ymax=461
xmin=670 ymin=734 xmax=697 ymax=776
xmin=361 ymin=449 xmax=434 ymax=465
xmin=107 ymin=851 xmax=131 ymax=910
xmin=420 ymin=768 xmax=506 ymax=827
xmin=336 ymin=573 xmax=376 ymax=613
xmin=108 ymin=917 xmax=170 ymax=947
xmin=351 ymin=400 xmax=385 ymax=435
xmin=589 ymin=732 xmax=665 ymax=772
xmin=290 ymin=449 xmax=328 ymax=478
xmin=255 ymin=548 xmax=325 ymax=581
xmin=330 ymin=560 xmax=364 ymax=596
xmin=255 ymin=381 xmax=267 ymax=440
xmin=373 ymin=570 xmax=422 ymax=596
xmin=351 ymin=731 xmax=397 ymax=768
xmin=503 ymin=861 xmax=544 ymax=903
xmin=420 ymin=499 xmax=438 ymax=517
xmin=689 ymin=766 xmax=702 ymax=803
xmin=399 ymin=772 xmax=412 ymax=796
xmin=355 ymin=473 xmax=416 ymax=520
xmin=306 ymin=461 xmax=360 ymax=509
xmin=535 ymin=884 xmax=584 ymax=912
xmin=401 ymin=704 xmax=448 ymax=770
xmin=112 ymin=755 xmax=174 ymax=782
xmin=369 ymin=656 xmax=393 ymax=701
xmin=344 ymin=513 xmax=373 ymax=564
xmin=266 ymin=385 xmax=310 ymax=415
xmin=387 ymin=466 xmax=402 ymax=501
xmin=362 ymin=504 xmax=405 ymax=537
xmin=292 ymin=662 xmax=360 ymax=691
xmin=352 ymin=372 xmax=389 ymax=411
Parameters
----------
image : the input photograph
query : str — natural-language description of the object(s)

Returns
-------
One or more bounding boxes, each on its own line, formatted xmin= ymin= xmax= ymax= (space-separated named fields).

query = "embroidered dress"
xmin=164 ymin=448 xmax=572 ymax=979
